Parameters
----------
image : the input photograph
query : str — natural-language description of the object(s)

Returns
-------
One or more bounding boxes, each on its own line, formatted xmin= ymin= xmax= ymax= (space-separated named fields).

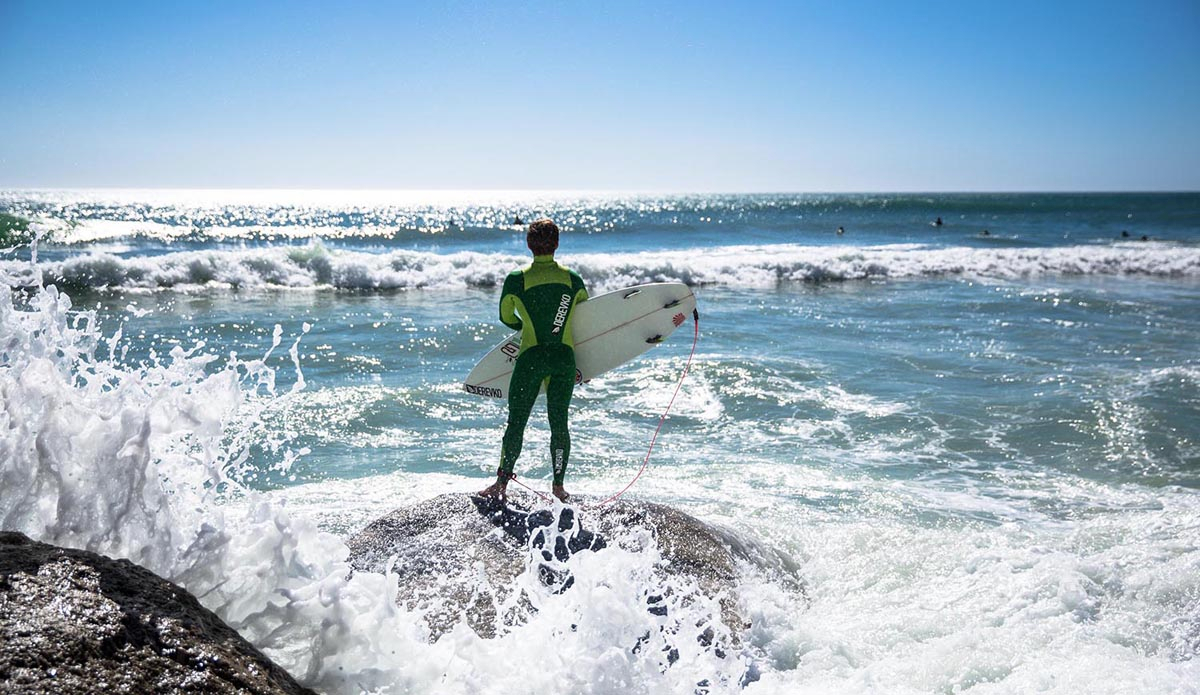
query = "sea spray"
xmin=0 ymin=281 xmax=750 ymax=693
xmin=0 ymin=281 xmax=428 ymax=691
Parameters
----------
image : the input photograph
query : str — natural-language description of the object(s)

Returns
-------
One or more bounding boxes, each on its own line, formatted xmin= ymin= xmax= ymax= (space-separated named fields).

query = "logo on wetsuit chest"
xmin=551 ymin=293 xmax=572 ymax=334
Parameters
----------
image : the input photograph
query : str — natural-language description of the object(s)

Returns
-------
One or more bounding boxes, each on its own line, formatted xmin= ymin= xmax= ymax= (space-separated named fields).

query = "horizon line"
xmin=3 ymin=186 xmax=1199 ymax=196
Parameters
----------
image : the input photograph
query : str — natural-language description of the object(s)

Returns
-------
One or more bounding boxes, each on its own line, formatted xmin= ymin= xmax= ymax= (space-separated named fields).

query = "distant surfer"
xmin=934 ymin=217 xmax=944 ymax=227
xmin=836 ymin=226 xmax=845 ymax=235
xmin=514 ymin=214 xmax=524 ymax=225
xmin=1121 ymin=230 xmax=1131 ymax=238
xmin=981 ymin=229 xmax=990 ymax=236
xmin=478 ymin=218 xmax=589 ymax=503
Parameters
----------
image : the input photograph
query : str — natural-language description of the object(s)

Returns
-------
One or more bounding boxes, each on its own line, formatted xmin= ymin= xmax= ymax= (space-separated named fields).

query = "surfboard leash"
xmin=591 ymin=307 xmax=700 ymax=508
xmin=502 ymin=472 xmax=555 ymax=504
xmin=498 ymin=306 xmax=700 ymax=508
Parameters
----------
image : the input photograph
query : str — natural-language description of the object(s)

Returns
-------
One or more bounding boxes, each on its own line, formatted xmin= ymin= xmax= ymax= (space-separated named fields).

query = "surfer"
xmin=478 ymin=218 xmax=589 ymax=502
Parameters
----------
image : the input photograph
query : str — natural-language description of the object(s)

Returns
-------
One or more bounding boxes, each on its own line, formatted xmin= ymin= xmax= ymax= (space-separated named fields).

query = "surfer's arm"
xmin=499 ymin=273 xmax=523 ymax=331
xmin=571 ymin=270 xmax=588 ymax=304
xmin=500 ymin=295 xmax=523 ymax=331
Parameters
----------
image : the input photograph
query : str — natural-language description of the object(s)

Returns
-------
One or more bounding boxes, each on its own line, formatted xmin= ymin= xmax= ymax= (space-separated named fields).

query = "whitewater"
xmin=3 ymin=242 xmax=1200 ymax=292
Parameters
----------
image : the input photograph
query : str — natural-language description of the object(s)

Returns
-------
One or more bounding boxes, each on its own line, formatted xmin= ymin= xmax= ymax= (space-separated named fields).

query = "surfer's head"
xmin=527 ymin=218 xmax=559 ymax=256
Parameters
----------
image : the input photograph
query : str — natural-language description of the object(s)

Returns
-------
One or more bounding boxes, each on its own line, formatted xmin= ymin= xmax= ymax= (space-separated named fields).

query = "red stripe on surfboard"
xmin=468 ymin=290 xmax=695 ymax=388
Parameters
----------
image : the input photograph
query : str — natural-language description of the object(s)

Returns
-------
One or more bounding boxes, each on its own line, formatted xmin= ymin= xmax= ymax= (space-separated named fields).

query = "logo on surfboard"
xmin=464 ymin=384 xmax=503 ymax=398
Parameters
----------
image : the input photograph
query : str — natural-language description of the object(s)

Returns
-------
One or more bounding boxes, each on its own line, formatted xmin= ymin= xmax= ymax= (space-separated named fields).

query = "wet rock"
xmin=0 ymin=531 xmax=313 ymax=695
xmin=346 ymin=492 xmax=803 ymax=644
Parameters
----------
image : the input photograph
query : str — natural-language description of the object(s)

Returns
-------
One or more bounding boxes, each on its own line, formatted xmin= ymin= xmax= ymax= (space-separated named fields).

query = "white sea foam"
xmin=4 ymin=242 xmax=1199 ymax=293
xmin=0 ymin=284 xmax=422 ymax=690
xmin=263 ymin=461 xmax=1200 ymax=695
xmin=0 ymin=283 xmax=755 ymax=693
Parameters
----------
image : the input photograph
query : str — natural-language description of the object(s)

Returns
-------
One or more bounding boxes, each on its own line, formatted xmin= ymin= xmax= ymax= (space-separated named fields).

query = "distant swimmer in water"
xmin=1121 ymin=230 xmax=1130 ymax=238
xmin=934 ymin=217 xmax=944 ymax=227
xmin=980 ymin=229 xmax=990 ymax=236
xmin=1141 ymin=234 xmax=1150 ymax=241
xmin=514 ymin=215 xmax=524 ymax=225
xmin=837 ymin=226 xmax=845 ymax=235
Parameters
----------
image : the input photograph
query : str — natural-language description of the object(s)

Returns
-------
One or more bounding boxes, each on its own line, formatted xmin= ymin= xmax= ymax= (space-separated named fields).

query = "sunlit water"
xmin=2 ymin=190 xmax=1198 ymax=693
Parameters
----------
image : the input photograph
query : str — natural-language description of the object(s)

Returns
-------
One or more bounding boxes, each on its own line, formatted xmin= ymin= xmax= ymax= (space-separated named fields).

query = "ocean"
xmin=2 ymin=190 xmax=1198 ymax=693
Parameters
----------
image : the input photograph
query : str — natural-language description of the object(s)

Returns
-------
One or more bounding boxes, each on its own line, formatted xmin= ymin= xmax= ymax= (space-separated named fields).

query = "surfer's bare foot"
xmin=477 ymin=480 xmax=507 ymax=499
xmin=552 ymin=484 xmax=570 ymax=502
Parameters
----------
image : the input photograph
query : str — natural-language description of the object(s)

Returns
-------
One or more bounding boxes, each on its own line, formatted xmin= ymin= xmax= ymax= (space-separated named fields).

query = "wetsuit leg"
xmin=500 ymin=349 xmax=543 ymax=478
xmin=545 ymin=346 xmax=577 ymax=486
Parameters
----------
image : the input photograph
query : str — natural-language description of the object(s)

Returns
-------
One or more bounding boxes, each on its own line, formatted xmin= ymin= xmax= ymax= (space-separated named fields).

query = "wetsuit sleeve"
xmin=500 ymin=272 xmax=523 ymax=331
xmin=571 ymin=270 xmax=588 ymax=303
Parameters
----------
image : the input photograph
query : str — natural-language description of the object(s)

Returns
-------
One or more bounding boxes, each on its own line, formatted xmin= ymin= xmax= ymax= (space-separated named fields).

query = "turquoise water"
xmin=65 ymin=277 xmax=1200 ymax=494
xmin=3 ymin=190 xmax=1199 ymax=693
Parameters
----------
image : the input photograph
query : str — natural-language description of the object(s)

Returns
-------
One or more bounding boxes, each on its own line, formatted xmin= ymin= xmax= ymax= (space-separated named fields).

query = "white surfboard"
xmin=463 ymin=282 xmax=697 ymax=399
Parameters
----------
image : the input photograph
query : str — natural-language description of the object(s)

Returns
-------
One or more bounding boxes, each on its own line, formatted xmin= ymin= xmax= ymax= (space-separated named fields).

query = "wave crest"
xmin=4 ymin=243 xmax=1198 ymax=292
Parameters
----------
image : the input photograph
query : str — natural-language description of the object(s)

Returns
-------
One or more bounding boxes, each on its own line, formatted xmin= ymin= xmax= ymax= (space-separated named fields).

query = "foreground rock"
xmin=0 ymin=532 xmax=313 ymax=695
xmin=347 ymin=492 xmax=803 ymax=645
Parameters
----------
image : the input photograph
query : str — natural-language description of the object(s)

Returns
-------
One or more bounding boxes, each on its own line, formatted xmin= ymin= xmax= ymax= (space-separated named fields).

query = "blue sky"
xmin=1 ymin=0 xmax=1197 ymax=191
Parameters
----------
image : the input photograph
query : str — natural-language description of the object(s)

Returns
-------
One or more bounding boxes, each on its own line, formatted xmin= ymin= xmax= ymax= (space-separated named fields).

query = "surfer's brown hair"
xmin=527 ymin=218 xmax=559 ymax=256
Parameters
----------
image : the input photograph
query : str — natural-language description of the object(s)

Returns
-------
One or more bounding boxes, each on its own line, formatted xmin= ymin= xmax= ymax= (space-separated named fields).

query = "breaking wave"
xmin=4 ymin=242 xmax=1199 ymax=293
xmin=0 ymin=283 xmax=755 ymax=693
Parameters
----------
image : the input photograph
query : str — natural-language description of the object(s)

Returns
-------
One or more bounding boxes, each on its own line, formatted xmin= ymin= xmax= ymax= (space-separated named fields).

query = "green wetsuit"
xmin=498 ymin=255 xmax=589 ymax=486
